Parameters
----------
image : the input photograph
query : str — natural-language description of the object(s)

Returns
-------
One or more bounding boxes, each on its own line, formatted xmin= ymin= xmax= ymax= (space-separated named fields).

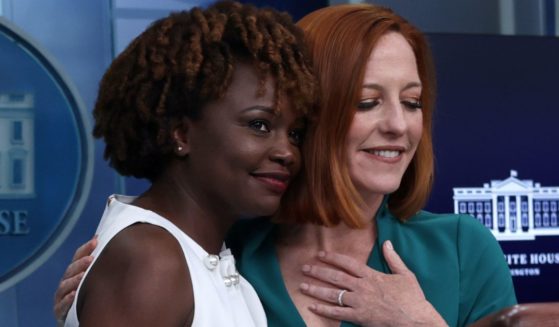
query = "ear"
xmin=172 ymin=123 xmax=190 ymax=157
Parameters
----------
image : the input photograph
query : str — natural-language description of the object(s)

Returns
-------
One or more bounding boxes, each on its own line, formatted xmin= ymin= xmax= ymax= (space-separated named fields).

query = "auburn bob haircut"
xmin=278 ymin=4 xmax=436 ymax=226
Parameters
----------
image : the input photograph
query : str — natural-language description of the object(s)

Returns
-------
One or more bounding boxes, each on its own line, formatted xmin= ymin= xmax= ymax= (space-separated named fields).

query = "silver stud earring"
xmin=177 ymin=146 xmax=183 ymax=151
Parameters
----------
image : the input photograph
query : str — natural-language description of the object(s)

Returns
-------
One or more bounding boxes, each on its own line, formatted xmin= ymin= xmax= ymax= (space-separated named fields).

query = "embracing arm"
xmin=54 ymin=236 xmax=97 ymax=324
xmin=78 ymin=224 xmax=193 ymax=326
xmin=300 ymin=240 xmax=447 ymax=327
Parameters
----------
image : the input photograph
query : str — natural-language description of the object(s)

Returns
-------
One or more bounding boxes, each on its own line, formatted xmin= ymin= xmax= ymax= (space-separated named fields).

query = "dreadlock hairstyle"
xmin=93 ymin=1 xmax=317 ymax=181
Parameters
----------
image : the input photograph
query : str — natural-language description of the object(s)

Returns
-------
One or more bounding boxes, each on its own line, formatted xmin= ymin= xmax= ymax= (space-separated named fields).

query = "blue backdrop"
xmin=427 ymin=33 xmax=559 ymax=302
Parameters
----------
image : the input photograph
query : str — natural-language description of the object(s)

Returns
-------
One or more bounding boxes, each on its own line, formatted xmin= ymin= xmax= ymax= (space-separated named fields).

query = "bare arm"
xmin=78 ymin=224 xmax=193 ymax=326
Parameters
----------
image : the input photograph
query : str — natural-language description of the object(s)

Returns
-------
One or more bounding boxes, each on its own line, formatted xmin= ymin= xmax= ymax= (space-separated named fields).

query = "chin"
xmin=357 ymin=181 xmax=402 ymax=201
xmin=381 ymin=184 xmax=402 ymax=196
xmin=244 ymin=199 xmax=280 ymax=218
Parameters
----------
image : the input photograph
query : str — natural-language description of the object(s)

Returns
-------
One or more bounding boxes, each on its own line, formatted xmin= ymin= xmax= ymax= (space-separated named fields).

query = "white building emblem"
xmin=453 ymin=170 xmax=559 ymax=241
xmin=0 ymin=93 xmax=34 ymax=198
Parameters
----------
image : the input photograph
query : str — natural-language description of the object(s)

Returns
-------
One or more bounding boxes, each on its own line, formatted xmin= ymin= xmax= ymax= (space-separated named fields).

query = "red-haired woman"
xmin=55 ymin=4 xmax=516 ymax=327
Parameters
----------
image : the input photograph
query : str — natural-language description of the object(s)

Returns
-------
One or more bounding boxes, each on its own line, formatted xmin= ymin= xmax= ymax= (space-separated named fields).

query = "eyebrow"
xmin=240 ymin=105 xmax=277 ymax=115
xmin=362 ymin=81 xmax=422 ymax=91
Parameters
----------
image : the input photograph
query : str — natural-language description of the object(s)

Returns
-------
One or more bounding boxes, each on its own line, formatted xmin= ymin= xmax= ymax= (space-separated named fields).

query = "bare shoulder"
xmin=78 ymin=223 xmax=194 ymax=326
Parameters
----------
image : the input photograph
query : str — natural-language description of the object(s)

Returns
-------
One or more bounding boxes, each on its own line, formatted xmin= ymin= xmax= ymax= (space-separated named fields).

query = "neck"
xmin=357 ymin=193 xmax=385 ymax=222
xmin=286 ymin=221 xmax=377 ymax=252
xmin=133 ymin=170 xmax=234 ymax=255
xmin=278 ymin=195 xmax=384 ymax=253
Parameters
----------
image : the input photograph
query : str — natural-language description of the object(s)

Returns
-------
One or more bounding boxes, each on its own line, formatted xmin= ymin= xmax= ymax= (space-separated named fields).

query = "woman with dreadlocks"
xmin=61 ymin=1 xmax=316 ymax=326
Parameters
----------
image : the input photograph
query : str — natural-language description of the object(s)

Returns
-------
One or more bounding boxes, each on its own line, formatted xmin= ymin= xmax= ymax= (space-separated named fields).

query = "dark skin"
xmin=75 ymin=63 xmax=303 ymax=326
xmin=78 ymin=224 xmax=193 ymax=326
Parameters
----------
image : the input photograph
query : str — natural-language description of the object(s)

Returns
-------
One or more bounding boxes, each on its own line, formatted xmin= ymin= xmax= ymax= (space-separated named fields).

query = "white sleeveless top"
xmin=65 ymin=195 xmax=267 ymax=326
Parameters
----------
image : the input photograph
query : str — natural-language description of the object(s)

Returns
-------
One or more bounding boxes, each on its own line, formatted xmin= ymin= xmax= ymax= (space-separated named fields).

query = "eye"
xmin=288 ymin=128 xmax=306 ymax=146
xmin=402 ymin=99 xmax=423 ymax=110
xmin=356 ymin=98 xmax=380 ymax=111
xmin=249 ymin=120 xmax=270 ymax=133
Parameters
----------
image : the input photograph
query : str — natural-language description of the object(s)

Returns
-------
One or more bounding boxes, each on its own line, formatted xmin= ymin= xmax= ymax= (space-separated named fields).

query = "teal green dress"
xmin=227 ymin=203 xmax=517 ymax=327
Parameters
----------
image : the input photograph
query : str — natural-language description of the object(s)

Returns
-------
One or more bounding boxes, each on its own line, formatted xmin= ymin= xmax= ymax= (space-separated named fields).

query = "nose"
xmin=378 ymin=101 xmax=407 ymax=136
xmin=270 ymin=133 xmax=298 ymax=167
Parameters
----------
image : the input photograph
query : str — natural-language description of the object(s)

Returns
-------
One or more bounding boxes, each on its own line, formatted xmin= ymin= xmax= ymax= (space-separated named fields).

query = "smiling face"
xmin=184 ymin=63 xmax=305 ymax=219
xmin=346 ymin=32 xmax=423 ymax=204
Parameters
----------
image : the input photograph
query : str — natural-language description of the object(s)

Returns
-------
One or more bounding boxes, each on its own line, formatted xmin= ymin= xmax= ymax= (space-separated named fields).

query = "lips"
xmin=251 ymin=171 xmax=291 ymax=194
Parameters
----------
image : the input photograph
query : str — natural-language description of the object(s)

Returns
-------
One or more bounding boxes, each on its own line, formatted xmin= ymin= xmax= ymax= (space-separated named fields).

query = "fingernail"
xmin=385 ymin=240 xmax=393 ymax=250
xmin=300 ymin=283 xmax=309 ymax=290
xmin=302 ymin=264 xmax=311 ymax=272
xmin=317 ymin=251 xmax=325 ymax=258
